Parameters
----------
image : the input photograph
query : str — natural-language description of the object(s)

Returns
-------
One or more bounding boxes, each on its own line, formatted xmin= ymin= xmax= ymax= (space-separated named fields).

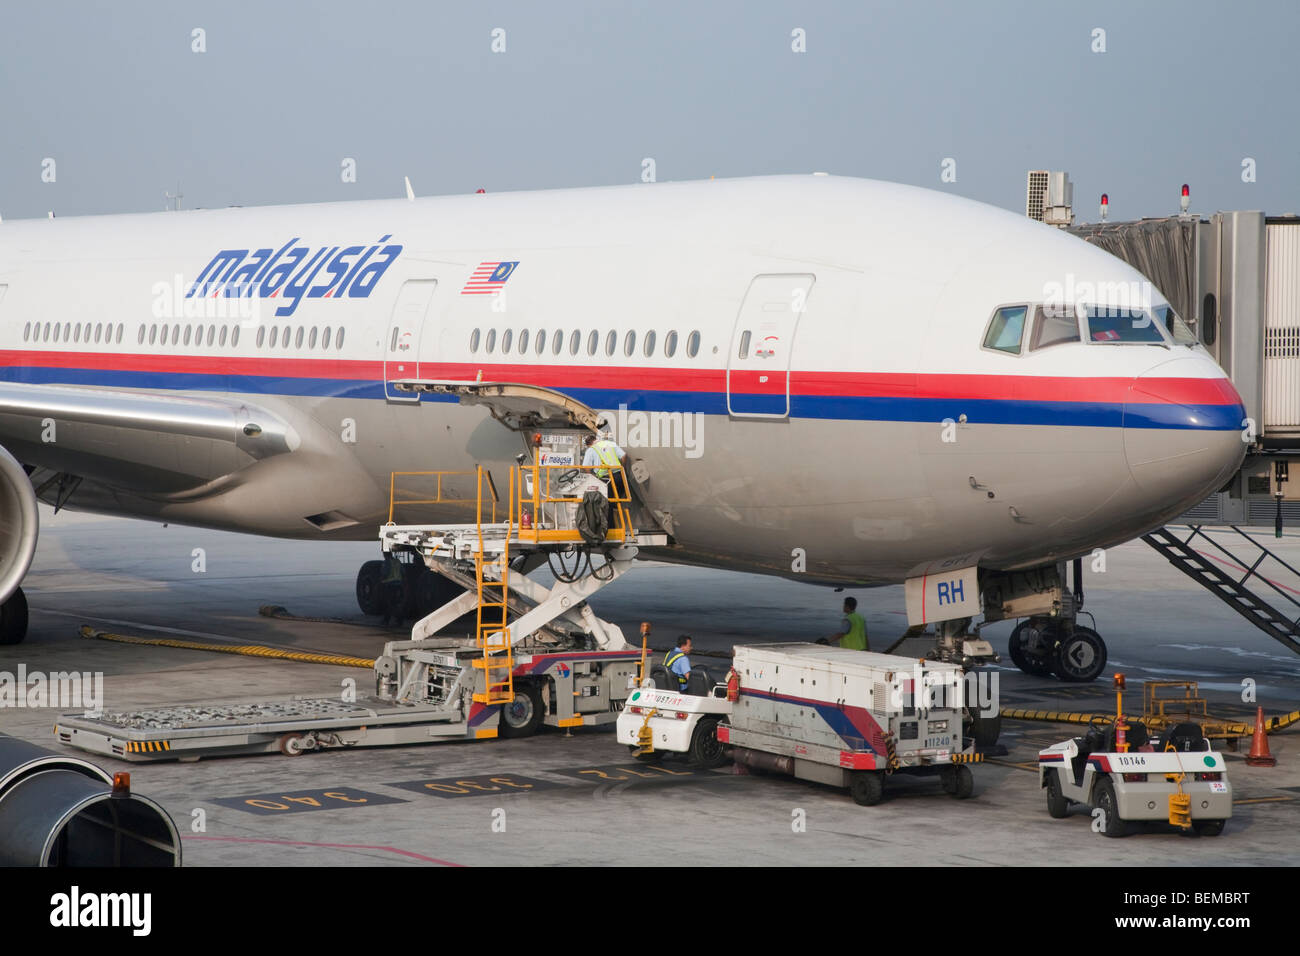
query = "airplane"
xmin=0 ymin=174 xmax=1246 ymax=683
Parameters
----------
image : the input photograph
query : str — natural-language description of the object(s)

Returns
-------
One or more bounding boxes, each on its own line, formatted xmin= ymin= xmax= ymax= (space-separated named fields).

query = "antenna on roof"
xmin=404 ymin=176 xmax=415 ymax=201
xmin=165 ymin=182 xmax=183 ymax=211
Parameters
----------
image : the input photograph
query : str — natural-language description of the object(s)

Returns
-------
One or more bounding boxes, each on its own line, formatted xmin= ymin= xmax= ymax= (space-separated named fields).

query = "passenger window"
xmin=983 ymin=306 xmax=1027 ymax=354
xmin=469 ymin=328 xmax=481 ymax=353
xmin=148 ymin=325 xmax=157 ymax=345
xmin=172 ymin=325 xmax=181 ymax=346
xmin=308 ymin=327 xmax=318 ymax=349
xmin=552 ymin=330 xmax=563 ymax=355
xmin=519 ymin=329 xmax=530 ymax=354
xmin=257 ymin=327 xmax=266 ymax=348
xmin=1029 ymin=305 xmax=1081 ymax=350
xmin=536 ymin=329 xmax=547 ymax=354
xmin=220 ymin=326 xmax=229 ymax=347
xmin=687 ymin=331 xmax=700 ymax=357
xmin=624 ymin=331 xmax=636 ymax=357
xmin=138 ymin=325 xmax=146 ymax=345
xmin=295 ymin=327 xmax=305 ymax=348
xmin=336 ymin=327 xmax=345 ymax=349
xmin=737 ymin=330 xmax=751 ymax=358
xmin=486 ymin=329 xmax=497 ymax=353
xmin=605 ymin=330 xmax=617 ymax=356
xmin=664 ymin=330 xmax=678 ymax=357
xmin=270 ymin=327 xmax=279 ymax=348
xmin=207 ymin=326 xmax=216 ymax=347
xmin=195 ymin=324 xmax=204 ymax=345
xmin=390 ymin=328 xmax=399 ymax=352
xmin=73 ymin=324 xmax=81 ymax=343
xmin=65 ymin=322 xmax=72 ymax=341
xmin=96 ymin=323 xmax=103 ymax=343
xmin=644 ymin=330 xmax=657 ymax=357
xmin=569 ymin=330 xmax=581 ymax=355
xmin=502 ymin=329 xmax=514 ymax=353
xmin=587 ymin=330 xmax=599 ymax=355
xmin=231 ymin=326 xmax=240 ymax=347
xmin=183 ymin=326 xmax=192 ymax=346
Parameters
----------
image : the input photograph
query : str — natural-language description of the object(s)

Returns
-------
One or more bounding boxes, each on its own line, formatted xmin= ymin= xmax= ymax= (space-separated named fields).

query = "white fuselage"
xmin=0 ymin=175 xmax=1246 ymax=584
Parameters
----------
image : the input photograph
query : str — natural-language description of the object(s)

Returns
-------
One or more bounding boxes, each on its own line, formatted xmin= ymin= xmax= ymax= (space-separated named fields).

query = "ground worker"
xmin=663 ymin=635 xmax=692 ymax=690
xmin=583 ymin=433 xmax=628 ymax=523
xmin=823 ymin=596 xmax=869 ymax=650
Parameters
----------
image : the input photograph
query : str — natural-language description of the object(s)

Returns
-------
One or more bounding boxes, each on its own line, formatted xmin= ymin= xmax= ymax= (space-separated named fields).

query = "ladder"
xmin=1142 ymin=525 xmax=1300 ymax=656
xmin=472 ymin=466 xmax=514 ymax=705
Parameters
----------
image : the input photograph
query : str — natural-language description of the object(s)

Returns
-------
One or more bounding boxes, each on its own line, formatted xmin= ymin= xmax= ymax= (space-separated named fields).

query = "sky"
xmin=0 ymin=0 xmax=1296 ymax=222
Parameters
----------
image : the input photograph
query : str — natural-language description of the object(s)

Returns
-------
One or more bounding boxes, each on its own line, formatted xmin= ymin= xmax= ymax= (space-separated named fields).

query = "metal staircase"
xmin=1142 ymin=525 xmax=1300 ymax=656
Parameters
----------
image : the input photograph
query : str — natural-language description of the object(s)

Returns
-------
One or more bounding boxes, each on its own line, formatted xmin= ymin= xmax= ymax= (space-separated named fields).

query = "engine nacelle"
xmin=0 ymin=444 xmax=38 ymax=605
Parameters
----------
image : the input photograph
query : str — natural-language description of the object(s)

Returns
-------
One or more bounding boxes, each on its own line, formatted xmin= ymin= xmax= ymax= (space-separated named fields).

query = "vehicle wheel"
xmin=1093 ymin=777 xmax=1127 ymax=837
xmin=0 ymin=588 xmax=28 ymax=646
xmin=688 ymin=718 xmax=728 ymax=768
xmin=498 ymin=682 xmax=545 ymax=739
xmin=1051 ymin=625 xmax=1107 ymax=683
xmin=1193 ymin=819 xmax=1226 ymax=837
xmin=849 ymin=770 xmax=885 ymax=806
xmin=1008 ymin=620 xmax=1054 ymax=677
xmin=948 ymin=765 xmax=974 ymax=799
xmin=1045 ymin=772 xmax=1070 ymax=818
xmin=355 ymin=561 xmax=385 ymax=615
xmin=277 ymin=733 xmax=305 ymax=757
xmin=967 ymin=709 xmax=1001 ymax=750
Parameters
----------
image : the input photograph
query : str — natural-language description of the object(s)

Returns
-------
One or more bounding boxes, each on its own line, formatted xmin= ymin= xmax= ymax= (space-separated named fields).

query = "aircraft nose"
xmin=1123 ymin=355 xmax=1246 ymax=505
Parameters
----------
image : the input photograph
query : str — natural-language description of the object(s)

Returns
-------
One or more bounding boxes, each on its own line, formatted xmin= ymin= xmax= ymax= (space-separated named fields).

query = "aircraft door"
xmin=726 ymin=274 xmax=814 ymax=417
xmin=384 ymin=279 xmax=438 ymax=402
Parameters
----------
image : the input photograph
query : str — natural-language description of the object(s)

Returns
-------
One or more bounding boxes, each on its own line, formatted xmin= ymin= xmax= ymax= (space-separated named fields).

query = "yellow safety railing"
xmin=386 ymin=470 xmax=497 ymax=525
xmin=513 ymin=462 xmax=633 ymax=545
xmin=472 ymin=465 xmax=514 ymax=707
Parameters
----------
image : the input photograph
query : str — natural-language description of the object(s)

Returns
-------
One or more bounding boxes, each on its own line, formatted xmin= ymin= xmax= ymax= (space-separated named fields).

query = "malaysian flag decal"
xmin=461 ymin=260 xmax=519 ymax=295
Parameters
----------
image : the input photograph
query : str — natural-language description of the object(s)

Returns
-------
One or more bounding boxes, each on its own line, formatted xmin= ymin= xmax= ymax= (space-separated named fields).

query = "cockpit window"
xmin=1083 ymin=307 xmax=1167 ymax=345
xmin=1030 ymin=305 xmax=1081 ymax=350
xmin=1155 ymin=304 xmax=1197 ymax=346
xmin=983 ymin=306 xmax=1027 ymax=354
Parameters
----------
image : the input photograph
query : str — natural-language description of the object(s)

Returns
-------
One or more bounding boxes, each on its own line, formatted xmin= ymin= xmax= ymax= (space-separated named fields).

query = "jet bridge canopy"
xmin=392 ymin=380 xmax=600 ymax=433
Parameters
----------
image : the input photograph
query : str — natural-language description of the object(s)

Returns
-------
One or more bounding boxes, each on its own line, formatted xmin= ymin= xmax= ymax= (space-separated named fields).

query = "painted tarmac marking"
xmin=183 ymin=835 xmax=460 ymax=866
xmin=1232 ymin=795 xmax=1295 ymax=805
xmin=550 ymin=763 xmax=700 ymax=784
xmin=387 ymin=774 xmax=560 ymax=798
xmin=212 ymin=787 xmax=407 ymax=814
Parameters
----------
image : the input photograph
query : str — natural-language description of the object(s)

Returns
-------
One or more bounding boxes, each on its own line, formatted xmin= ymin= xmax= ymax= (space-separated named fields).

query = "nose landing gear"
xmin=986 ymin=558 xmax=1109 ymax=683
xmin=1007 ymin=617 xmax=1107 ymax=683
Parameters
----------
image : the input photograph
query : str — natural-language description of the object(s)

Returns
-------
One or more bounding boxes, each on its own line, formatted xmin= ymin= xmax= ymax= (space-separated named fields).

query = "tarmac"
xmin=1 ymin=505 xmax=1298 ymax=866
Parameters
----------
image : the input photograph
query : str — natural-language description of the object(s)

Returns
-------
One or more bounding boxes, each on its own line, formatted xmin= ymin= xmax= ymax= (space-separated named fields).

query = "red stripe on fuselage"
xmin=0 ymin=350 xmax=1242 ymax=406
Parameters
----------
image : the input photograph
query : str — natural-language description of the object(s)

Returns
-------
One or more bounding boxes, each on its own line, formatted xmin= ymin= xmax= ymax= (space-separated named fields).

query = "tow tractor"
xmin=55 ymin=390 xmax=671 ymax=762
xmin=620 ymin=643 xmax=985 ymax=805
xmin=1037 ymin=674 xmax=1232 ymax=836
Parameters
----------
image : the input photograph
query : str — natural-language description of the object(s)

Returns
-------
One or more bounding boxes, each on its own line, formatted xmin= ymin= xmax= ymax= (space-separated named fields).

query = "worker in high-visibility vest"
xmin=663 ymin=635 xmax=692 ymax=690
xmin=582 ymin=433 xmax=629 ymax=523
xmin=824 ymin=596 xmax=869 ymax=650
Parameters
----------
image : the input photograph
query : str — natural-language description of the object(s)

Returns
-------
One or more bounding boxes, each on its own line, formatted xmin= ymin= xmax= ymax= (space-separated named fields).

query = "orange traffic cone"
xmin=1246 ymin=706 xmax=1277 ymax=768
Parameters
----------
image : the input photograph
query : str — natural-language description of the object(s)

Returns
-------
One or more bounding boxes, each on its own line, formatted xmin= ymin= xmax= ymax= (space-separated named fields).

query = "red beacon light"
xmin=475 ymin=188 xmax=486 ymax=194
xmin=1180 ymin=183 xmax=1190 ymax=215
xmin=1099 ymin=193 xmax=1109 ymax=222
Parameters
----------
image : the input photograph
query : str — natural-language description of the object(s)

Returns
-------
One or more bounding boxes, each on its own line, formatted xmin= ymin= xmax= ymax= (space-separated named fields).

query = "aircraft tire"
xmin=1008 ymin=620 xmax=1054 ymax=677
xmin=355 ymin=561 xmax=385 ymax=616
xmin=1051 ymin=625 xmax=1107 ymax=683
